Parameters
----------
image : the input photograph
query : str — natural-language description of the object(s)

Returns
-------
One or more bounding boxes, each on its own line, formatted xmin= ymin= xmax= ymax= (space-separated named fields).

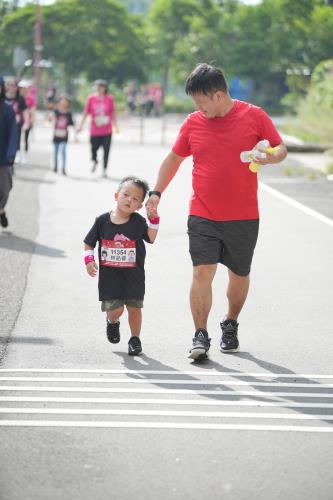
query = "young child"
xmin=83 ymin=176 xmax=160 ymax=355
xmin=52 ymin=96 xmax=74 ymax=175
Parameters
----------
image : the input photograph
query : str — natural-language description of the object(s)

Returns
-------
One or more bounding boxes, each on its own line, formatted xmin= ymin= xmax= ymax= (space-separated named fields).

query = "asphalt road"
xmin=0 ymin=118 xmax=332 ymax=500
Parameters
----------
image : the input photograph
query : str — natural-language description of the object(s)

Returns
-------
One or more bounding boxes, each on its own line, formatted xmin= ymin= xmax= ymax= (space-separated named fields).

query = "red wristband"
xmin=84 ymin=255 xmax=95 ymax=265
xmin=148 ymin=216 xmax=160 ymax=225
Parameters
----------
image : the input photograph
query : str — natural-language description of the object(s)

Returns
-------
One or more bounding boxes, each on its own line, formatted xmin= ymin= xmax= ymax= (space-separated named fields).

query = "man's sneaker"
xmin=91 ymin=161 xmax=97 ymax=173
xmin=106 ymin=320 xmax=120 ymax=343
xmin=188 ymin=329 xmax=211 ymax=360
xmin=128 ymin=336 xmax=142 ymax=356
xmin=0 ymin=212 xmax=8 ymax=228
xmin=220 ymin=319 xmax=239 ymax=353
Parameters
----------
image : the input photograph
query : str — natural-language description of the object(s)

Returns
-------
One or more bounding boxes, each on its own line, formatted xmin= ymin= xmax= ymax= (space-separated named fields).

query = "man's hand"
xmin=86 ymin=261 xmax=98 ymax=277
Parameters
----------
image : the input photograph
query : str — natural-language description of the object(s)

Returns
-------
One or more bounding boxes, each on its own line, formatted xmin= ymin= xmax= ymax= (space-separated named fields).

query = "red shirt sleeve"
xmin=172 ymin=116 xmax=191 ymax=158
xmin=258 ymin=109 xmax=282 ymax=147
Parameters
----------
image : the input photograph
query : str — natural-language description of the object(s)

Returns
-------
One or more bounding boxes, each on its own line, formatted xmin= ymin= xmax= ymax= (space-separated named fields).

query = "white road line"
xmin=0 ymin=386 xmax=332 ymax=398
xmin=1 ymin=397 xmax=333 ymax=408
xmin=0 ymin=420 xmax=332 ymax=432
xmin=1 ymin=377 xmax=332 ymax=388
xmin=0 ymin=407 xmax=332 ymax=420
xmin=1 ymin=369 xmax=333 ymax=379
xmin=259 ymin=181 xmax=333 ymax=228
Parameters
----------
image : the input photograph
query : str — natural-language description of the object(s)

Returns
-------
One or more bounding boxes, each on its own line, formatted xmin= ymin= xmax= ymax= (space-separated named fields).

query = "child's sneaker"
xmin=106 ymin=320 xmax=120 ymax=343
xmin=188 ymin=329 xmax=211 ymax=360
xmin=128 ymin=336 xmax=142 ymax=356
xmin=220 ymin=319 xmax=239 ymax=353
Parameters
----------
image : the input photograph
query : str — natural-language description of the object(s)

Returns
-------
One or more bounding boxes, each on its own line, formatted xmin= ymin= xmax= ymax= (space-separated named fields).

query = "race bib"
xmin=54 ymin=128 xmax=67 ymax=138
xmin=100 ymin=239 xmax=136 ymax=267
xmin=94 ymin=115 xmax=110 ymax=127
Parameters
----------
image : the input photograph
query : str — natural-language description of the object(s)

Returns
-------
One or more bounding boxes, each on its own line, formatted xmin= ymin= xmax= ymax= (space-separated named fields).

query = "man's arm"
xmin=146 ymin=150 xmax=185 ymax=211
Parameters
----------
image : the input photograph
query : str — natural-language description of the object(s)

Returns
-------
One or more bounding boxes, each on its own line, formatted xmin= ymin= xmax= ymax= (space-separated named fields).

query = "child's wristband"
xmin=84 ymin=249 xmax=95 ymax=265
xmin=148 ymin=216 xmax=160 ymax=230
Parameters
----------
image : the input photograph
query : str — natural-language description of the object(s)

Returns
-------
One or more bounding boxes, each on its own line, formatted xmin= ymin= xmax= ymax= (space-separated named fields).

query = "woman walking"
xmin=78 ymin=80 xmax=117 ymax=178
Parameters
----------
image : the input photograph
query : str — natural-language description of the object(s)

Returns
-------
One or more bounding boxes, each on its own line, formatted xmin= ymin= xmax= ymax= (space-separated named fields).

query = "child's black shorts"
xmin=187 ymin=216 xmax=259 ymax=276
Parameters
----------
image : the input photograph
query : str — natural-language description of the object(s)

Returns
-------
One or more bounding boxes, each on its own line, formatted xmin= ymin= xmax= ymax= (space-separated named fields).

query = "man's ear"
xmin=138 ymin=203 xmax=143 ymax=210
xmin=114 ymin=192 xmax=118 ymax=201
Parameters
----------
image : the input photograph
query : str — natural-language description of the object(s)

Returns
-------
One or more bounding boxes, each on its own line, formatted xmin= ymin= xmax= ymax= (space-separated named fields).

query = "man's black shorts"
xmin=187 ymin=216 xmax=259 ymax=276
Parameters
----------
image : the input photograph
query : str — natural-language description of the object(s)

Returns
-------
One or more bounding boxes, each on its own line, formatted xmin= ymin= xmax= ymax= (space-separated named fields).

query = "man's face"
xmin=191 ymin=91 xmax=223 ymax=119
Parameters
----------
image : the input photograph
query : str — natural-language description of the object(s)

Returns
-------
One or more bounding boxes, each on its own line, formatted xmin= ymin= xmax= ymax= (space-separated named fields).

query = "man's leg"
xmin=190 ymin=264 xmax=217 ymax=329
xmin=220 ymin=269 xmax=250 ymax=353
xmin=226 ymin=269 xmax=250 ymax=321
xmin=188 ymin=264 xmax=217 ymax=360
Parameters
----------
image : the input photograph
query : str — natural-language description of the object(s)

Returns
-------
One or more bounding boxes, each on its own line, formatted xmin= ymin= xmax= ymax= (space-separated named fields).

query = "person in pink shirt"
xmin=18 ymin=80 xmax=36 ymax=158
xmin=146 ymin=63 xmax=287 ymax=360
xmin=78 ymin=80 xmax=118 ymax=178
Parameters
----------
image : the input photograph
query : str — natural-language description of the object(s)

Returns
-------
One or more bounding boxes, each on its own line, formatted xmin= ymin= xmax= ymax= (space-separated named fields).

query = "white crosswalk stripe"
xmin=0 ymin=369 xmax=332 ymax=432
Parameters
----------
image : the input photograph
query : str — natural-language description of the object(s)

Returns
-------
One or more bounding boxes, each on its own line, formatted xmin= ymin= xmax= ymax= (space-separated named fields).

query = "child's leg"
xmin=126 ymin=306 xmax=142 ymax=337
xmin=53 ymin=142 xmax=59 ymax=171
xmin=60 ymin=141 xmax=67 ymax=171
xmin=107 ymin=306 xmax=124 ymax=324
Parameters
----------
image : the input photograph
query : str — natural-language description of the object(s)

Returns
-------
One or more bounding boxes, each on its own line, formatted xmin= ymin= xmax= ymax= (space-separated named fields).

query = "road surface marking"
xmin=1 ymin=396 xmax=332 ymax=408
xmin=1 ymin=377 xmax=332 ymax=388
xmin=259 ymin=181 xmax=333 ymax=228
xmin=0 ymin=420 xmax=332 ymax=432
xmin=0 ymin=386 xmax=332 ymax=397
xmin=0 ymin=407 xmax=333 ymax=420
xmin=1 ymin=369 xmax=333 ymax=379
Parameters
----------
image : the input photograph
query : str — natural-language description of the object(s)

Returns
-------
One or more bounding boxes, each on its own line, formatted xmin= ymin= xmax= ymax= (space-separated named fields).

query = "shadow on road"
xmin=0 ymin=336 xmax=55 ymax=345
xmin=0 ymin=234 xmax=66 ymax=258
xmin=113 ymin=351 xmax=333 ymax=426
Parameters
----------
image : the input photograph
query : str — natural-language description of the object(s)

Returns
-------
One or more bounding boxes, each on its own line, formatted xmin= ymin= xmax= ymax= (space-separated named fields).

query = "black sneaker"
xmin=128 ymin=336 xmax=142 ymax=356
xmin=0 ymin=212 xmax=8 ymax=228
xmin=220 ymin=319 xmax=239 ymax=353
xmin=106 ymin=321 xmax=120 ymax=343
xmin=188 ymin=329 xmax=211 ymax=360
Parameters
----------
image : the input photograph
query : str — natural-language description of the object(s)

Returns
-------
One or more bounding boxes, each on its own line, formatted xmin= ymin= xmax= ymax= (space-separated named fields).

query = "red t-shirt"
xmin=172 ymin=100 xmax=282 ymax=221
xmin=84 ymin=94 xmax=115 ymax=137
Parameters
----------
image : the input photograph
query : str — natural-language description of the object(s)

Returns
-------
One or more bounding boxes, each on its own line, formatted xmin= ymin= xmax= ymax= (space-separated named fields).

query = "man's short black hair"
xmin=185 ymin=63 xmax=228 ymax=96
xmin=118 ymin=176 xmax=149 ymax=201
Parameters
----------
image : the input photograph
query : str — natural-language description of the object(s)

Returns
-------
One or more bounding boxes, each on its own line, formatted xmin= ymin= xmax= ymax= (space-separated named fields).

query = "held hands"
xmin=146 ymin=193 xmax=160 ymax=218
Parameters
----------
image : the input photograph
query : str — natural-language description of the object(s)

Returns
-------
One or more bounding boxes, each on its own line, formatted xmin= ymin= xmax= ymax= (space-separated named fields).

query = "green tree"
xmin=0 ymin=0 xmax=149 ymax=85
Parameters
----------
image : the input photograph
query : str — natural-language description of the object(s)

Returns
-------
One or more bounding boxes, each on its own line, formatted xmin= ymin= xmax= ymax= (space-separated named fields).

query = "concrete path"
xmin=1 ymin=117 xmax=332 ymax=500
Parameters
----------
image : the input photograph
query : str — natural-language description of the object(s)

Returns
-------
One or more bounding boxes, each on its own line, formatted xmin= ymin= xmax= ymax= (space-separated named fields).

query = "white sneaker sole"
xmin=188 ymin=347 xmax=208 ymax=360
xmin=220 ymin=346 xmax=240 ymax=353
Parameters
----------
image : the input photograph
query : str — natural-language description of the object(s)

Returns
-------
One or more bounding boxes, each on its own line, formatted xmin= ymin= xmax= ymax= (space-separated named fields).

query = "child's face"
xmin=115 ymin=182 xmax=144 ymax=214
xmin=57 ymin=98 xmax=69 ymax=112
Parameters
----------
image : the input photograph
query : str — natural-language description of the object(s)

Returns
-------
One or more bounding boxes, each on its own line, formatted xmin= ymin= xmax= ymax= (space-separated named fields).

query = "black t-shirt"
xmin=84 ymin=212 xmax=151 ymax=301
xmin=53 ymin=110 xmax=74 ymax=143
xmin=6 ymin=95 xmax=27 ymax=126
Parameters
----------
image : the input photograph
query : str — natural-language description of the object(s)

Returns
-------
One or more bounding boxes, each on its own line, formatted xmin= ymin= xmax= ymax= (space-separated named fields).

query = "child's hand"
xmin=86 ymin=261 xmax=98 ymax=277
xmin=146 ymin=206 xmax=159 ymax=220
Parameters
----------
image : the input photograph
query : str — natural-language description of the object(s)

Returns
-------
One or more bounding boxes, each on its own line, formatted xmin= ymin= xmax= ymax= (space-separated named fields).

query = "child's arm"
xmin=84 ymin=243 xmax=98 ymax=277
xmin=146 ymin=207 xmax=160 ymax=243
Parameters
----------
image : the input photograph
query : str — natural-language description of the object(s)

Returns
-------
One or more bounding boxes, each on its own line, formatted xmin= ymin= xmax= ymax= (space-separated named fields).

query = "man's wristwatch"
xmin=148 ymin=190 xmax=162 ymax=198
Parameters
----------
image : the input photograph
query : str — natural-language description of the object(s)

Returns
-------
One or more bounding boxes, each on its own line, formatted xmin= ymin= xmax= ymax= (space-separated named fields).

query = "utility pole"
xmin=33 ymin=0 xmax=42 ymax=106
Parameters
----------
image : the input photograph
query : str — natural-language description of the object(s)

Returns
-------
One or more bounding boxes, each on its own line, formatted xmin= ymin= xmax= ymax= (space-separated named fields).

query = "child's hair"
xmin=118 ymin=176 xmax=149 ymax=201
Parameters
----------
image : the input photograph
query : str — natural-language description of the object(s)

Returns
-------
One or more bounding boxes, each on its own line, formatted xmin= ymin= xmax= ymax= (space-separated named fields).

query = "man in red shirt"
xmin=147 ymin=63 xmax=287 ymax=360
